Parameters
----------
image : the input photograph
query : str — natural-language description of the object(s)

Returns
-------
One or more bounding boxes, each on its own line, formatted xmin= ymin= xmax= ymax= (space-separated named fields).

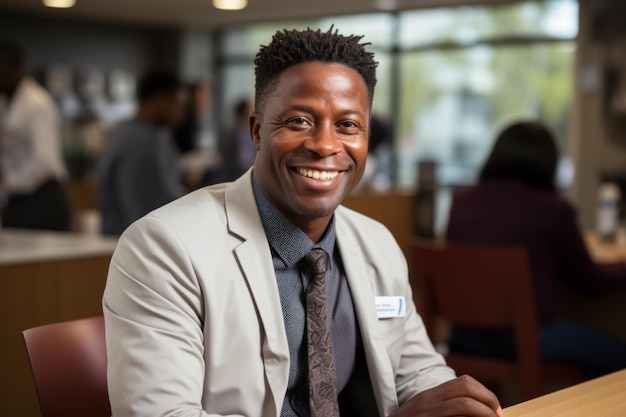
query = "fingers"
xmin=432 ymin=393 xmax=499 ymax=417
xmin=391 ymin=375 xmax=502 ymax=417
xmin=437 ymin=374 xmax=501 ymax=413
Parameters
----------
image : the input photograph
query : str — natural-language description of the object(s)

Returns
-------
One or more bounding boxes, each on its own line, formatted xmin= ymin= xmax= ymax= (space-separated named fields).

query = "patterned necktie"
xmin=304 ymin=248 xmax=340 ymax=417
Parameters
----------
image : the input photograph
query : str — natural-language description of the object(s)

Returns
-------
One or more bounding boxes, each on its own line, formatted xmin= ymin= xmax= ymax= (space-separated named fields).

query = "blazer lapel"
xmin=225 ymin=171 xmax=290 ymax=417
xmin=336 ymin=208 xmax=399 ymax=417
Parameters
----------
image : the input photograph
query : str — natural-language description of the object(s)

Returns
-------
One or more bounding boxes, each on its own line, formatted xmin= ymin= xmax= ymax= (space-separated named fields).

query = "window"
xmin=215 ymin=0 xmax=578 ymax=197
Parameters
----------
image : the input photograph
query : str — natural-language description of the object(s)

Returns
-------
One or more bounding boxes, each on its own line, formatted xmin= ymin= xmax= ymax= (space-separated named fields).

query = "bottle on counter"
xmin=413 ymin=159 xmax=437 ymax=240
xmin=596 ymin=182 xmax=621 ymax=241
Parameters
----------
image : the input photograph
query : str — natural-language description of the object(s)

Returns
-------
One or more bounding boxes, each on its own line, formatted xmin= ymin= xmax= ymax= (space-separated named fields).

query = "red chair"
xmin=409 ymin=238 xmax=583 ymax=402
xmin=22 ymin=315 xmax=110 ymax=417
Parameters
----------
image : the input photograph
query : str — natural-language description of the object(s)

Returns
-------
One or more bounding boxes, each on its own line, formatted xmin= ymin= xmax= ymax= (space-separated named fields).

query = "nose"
xmin=303 ymin=122 xmax=343 ymax=157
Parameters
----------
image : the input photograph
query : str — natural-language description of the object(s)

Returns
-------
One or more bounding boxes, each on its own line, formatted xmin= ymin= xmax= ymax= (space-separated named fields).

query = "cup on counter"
xmin=78 ymin=210 xmax=101 ymax=235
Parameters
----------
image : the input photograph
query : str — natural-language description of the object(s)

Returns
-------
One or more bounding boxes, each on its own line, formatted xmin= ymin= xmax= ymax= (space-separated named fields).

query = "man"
xmin=103 ymin=28 xmax=502 ymax=417
xmin=0 ymin=41 xmax=71 ymax=231
xmin=98 ymin=69 xmax=185 ymax=236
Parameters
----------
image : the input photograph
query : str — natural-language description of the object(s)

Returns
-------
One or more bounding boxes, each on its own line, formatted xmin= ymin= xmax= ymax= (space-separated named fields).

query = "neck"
xmin=293 ymin=215 xmax=332 ymax=244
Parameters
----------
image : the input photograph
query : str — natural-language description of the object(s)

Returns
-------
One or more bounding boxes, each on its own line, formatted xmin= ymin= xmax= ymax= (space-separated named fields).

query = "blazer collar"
xmin=225 ymin=169 xmax=290 ymax=416
xmin=225 ymin=169 xmax=265 ymax=241
xmin=336 ymin=206 xmax=399 ymax=416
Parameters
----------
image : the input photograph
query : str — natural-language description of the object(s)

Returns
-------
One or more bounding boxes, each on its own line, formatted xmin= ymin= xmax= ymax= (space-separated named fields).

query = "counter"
xmin=0 ymin=228 xmax=117 ymax=266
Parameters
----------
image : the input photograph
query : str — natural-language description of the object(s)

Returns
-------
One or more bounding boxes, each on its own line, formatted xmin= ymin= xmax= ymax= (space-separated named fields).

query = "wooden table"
xmin=504 ymin=369 xmax=626 ymax=416
xmin=0 ymin=229 xmax=117 ymax=417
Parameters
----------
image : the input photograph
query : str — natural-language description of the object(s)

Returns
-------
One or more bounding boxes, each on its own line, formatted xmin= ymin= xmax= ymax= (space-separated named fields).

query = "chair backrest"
xmin=22 ymin=315 xmax=110 ymax=417
xmin=409 ymin=238 xmax=542 ymax=387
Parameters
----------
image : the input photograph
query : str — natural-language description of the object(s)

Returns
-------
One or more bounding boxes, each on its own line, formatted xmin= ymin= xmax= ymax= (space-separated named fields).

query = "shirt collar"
xmin=251 ymin=172 xmax=336 ymax=268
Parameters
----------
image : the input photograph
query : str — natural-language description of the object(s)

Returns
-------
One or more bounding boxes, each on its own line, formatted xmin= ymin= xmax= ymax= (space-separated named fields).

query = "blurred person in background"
xmin=356 ymin=113 xmax=393 ymax=191
xmin=97 ymin=69 xmax=185 ymax=236
xmin=174 ymin=81 xmax=220 ymax=188
xmin=0 ymin=41 xmax=71 ymax=231
xmin=218 ymin=97 xmax=255 ymax=181
xmin=445 ymin=120 xmax=626 ymax=379
xmin=174 ymin=81 xmax=211 ymax=155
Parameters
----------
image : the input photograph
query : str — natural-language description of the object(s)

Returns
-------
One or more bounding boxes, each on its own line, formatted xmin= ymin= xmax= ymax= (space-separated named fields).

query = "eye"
xmin=286 ymin=117 xmax=312 ymax=130
xmin=337 ymin=120 xmax=361 ymax=134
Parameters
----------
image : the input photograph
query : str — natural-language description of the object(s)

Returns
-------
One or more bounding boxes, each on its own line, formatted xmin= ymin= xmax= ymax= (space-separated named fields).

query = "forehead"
xmin=271 ymin=61 xmax=368 ymax=101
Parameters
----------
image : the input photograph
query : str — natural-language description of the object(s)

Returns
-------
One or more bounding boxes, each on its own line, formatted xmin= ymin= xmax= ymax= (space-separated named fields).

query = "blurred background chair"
xmin=22 ymin=315 xmax=110 ymax=417
xmin=409 ymin=238 xmax=583 ymax=404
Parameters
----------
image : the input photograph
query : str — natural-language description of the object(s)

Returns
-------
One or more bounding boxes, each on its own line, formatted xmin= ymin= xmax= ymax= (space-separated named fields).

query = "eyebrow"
xmin=286 ymin=104 xmax=367 ymax=119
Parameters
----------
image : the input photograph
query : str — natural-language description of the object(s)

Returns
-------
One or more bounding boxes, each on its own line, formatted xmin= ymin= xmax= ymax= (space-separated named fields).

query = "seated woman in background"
xmin=445 ymin=120 xmax=626 ymax=379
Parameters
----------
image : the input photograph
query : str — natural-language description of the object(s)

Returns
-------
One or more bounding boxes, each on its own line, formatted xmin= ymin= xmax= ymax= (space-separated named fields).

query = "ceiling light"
xmin=43 ymin=0 xmax=76 ymax=8
xmin=213 ymin=0 xmax=247 ymax=10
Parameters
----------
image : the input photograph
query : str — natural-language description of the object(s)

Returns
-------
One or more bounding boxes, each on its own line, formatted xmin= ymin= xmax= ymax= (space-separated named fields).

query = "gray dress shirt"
xmin=252 ymin=176 xmax=359 ymax=417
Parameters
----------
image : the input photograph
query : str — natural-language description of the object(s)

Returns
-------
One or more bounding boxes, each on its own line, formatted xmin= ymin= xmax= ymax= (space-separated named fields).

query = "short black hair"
xmin=137 ymin=69 xmax=180 ymax=102
xmin=479 ymin=121 xmax=559 ymax=191
xmin=253 ymin=27 xmax=378 ymax=113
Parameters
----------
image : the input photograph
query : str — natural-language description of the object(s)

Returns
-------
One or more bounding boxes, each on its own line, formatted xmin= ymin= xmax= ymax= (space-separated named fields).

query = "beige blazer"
xmin=103 ymin=170 xmax=455 ymax=417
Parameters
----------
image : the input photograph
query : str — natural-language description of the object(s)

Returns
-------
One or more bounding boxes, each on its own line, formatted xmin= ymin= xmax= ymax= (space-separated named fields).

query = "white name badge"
xmin=375 ymin=296 xmax=406 ymax=319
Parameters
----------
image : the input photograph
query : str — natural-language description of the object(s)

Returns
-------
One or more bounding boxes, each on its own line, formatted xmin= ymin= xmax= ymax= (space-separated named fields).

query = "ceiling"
xmin=0 ymin=0 xmax=510 ymax=29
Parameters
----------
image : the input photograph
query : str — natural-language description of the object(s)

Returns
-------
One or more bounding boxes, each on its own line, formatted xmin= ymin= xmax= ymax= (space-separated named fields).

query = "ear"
xmin=249 ymin=111 xmax=262 ymax=151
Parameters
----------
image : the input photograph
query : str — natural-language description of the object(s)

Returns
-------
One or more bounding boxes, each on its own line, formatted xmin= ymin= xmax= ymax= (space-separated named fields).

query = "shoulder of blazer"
xmin=335 ymin=205 xmax=397 ymax=244
xmin=139 ymin=170 xmax=264 ymax=243
xmin=335 ymin=205 xmax=404 ymax=268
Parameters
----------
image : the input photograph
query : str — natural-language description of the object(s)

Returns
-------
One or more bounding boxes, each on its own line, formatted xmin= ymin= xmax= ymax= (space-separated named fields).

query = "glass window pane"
xmin=397 ymin=41 xmax=576 ymax=189
xmin=399 ymin=0 xmax=578 ymax=49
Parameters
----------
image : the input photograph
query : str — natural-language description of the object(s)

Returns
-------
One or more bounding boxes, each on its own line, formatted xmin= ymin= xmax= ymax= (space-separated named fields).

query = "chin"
xmin=292 ymin=197 xmax=343 ymax=220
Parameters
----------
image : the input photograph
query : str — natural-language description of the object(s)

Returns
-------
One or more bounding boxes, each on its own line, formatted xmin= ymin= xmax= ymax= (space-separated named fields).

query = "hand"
xmin=389 ymin=375 xmax=503 ymax=417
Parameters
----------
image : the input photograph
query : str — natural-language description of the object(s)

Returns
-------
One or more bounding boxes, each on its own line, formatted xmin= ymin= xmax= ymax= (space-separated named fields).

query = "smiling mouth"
xmin=295 ymin=167 xmax=340 ymax=180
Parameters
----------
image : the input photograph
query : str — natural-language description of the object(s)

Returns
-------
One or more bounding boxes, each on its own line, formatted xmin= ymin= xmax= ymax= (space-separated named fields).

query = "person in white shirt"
xmin=0 ymin=41 xmax=71 ymax=231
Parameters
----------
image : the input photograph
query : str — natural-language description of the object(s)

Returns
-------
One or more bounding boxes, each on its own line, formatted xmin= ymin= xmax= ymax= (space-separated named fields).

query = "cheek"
xmin=256 ymin=138 xmax=287 ymax=173
xmin=345 ymin=138 xmax=369 ymax=166
xmin=259 ymin=132 xmax=301 ymax=158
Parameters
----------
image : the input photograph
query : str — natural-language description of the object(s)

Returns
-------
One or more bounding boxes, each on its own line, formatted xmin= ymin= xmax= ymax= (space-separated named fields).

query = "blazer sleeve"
xmin=102 ymin=215 xmax=245 ymax=417
xmin=388 ymin=245 xmax=457 ymax=404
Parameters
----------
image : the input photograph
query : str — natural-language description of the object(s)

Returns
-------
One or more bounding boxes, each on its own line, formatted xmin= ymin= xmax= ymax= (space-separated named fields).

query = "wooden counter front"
xmin=0 ymin=230 xmax=116 ymax=417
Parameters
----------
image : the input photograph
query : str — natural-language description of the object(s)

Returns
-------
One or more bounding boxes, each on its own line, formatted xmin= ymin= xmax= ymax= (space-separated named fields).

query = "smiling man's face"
xmin=250 ymin=61 xmax=370 ymax=235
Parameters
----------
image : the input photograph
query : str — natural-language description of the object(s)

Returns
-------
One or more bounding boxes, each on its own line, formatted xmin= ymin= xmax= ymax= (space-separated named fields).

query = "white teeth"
xmin=296 ymin=168 xmax=339 ymax=180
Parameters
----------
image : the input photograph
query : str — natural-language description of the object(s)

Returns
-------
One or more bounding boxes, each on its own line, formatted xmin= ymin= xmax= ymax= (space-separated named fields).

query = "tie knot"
xmin=304 ymin=248 xmax=328 ymax=276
